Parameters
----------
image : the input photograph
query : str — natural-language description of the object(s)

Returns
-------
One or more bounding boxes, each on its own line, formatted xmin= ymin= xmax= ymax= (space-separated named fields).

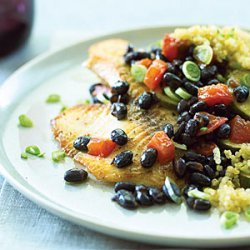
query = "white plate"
xmin=0 ymin=26 xmax=249 ymax=247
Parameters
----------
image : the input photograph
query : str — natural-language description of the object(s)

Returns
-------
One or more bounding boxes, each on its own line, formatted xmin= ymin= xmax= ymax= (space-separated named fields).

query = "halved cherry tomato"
xmin=136 ymin=58 xmax=152 ymax=68
xmin=144 ymin=59 xmax=167 ymax=90
xmin=147 ymin=131 xmax=175 ymax=164
xmin=229 ymin=115 xmax=250 ymax=143
xmin=162 ymin=34 xmax=179 ymax=62
xmin=192 ymin=140 xmax=217 ymax=156
xmin=195 ymin=112 xmax=228 ymax=136
xmin=88 ymin=138 xmax=116 ymax=157
xmin=198 ymin=84 xmax=233 ymax=106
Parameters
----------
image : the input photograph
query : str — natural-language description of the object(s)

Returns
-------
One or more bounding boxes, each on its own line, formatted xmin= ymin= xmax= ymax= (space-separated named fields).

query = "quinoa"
xmin=205 ymin=144 xmax=250 ymax=213
xmin=172 ymin=26 xmax=250 ymax=70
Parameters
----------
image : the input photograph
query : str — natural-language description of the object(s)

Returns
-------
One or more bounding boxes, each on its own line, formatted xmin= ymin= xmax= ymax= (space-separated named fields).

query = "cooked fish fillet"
xmin=87 ymin=39 xmax=148 ymax=99
xmin=51 ymin=104 xmax=184 ymax=187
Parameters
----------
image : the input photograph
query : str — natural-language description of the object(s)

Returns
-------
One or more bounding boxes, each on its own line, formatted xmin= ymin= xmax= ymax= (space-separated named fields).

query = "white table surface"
xmin=1 ymin=0 xmax=250 ymax=249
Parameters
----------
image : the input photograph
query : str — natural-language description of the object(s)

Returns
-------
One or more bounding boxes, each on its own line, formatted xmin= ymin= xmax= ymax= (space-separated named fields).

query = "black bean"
xmin=182 ymin=184 xmax=198 ymax=198
xmin=140 ymin=148 xmax=158 ymax=168
xmin=64 ymin=168 xmax=88 ymax=182
xmin=110 ymin=93 xmax=130 ymax=104
xmin=111 ymin=80 xmax=129 ymax=95
xmin=189 ymin=101 xmax=208 ymax=115
xmin=194 ymin=113 xmax=209 ymax=127
xmin=162 ymin=72 xmax=182 ymax=89
xmin=124 ymin=51 xmax=151 ymax=65
xmin=167 ymin=63 xmax=177 ymax=74
xmin=200 ymin=65 xmax=217 ymax=81
xmin=137 ymin=92 xmax=153 ymax=110
xmin=73 ymin=136 xmax=90 ymax=152
xmin=207 ymin=79 xmax=220 ymax=85
xmin=135 ymin=185 xmax=147 ymax=192
xmin=111 ymin=150 xmax=133 ymax=168
xmin=148 ymin=187 xmax=167 ymax=204
xmin=196 ymin=81 xmax=204 ymax=87
xmin=186 ymin=197 xmax=211 ymax=211
xmin=111 ymin=102 xmax=127 ymax=120
xmin=186 ymin=161 xmax=204 ymax=172
xmin=216 ymin=123 xmax=231 ymax=139
xmin=136 ymin=191 xmax=154 ymax=206
xmin=177 ymin=111 xmax=191 ymax=124
xmin=114 ymin=182 xmax=136 ymax=192
xmin=219 ymin=169 xmax=226 ymax=177
xmin=111 ymin=128 xmax=128 ymax=146
xmin=113 ymin=190 xmax=137 ymax=209
xmin=162 ymin=123 xmax=174 ymax=138
xmin=155 ymin=50 xmax=168 ymax=62
xmin=177 ymin=99 xmax=189 ymax=114
xmin=184 ymin=81 xmax=199 ymax=96
xmin=184 ymin=151 xmax=206 ymax=163
xmin=174 ymin=121 xmax=186 ymax=142
xmin=233 ymin=86 xmax=249 ymax=103
xmin=173 ymin=158 xmax=187 ymax=178
xmin=188 ymin=96 xmax=198 ymax=106
xmin=206 ymin=156 xmax=216 ymax=169
xmin=204 ymin=165 xmax=215 ymax=179
xmin=181 ymin=133 xmax=197 ymax=146
xmin=210 ymin=104 xmax=227 ymax=116
xmin=126 ymin=44 xmax=134 ymax=53
xmin=220 ymin=155 xmax=231 ymax=167
xmin=185 ymin=119 xmax=199 ymax=137
xmin=189 ymin=172 xmax=211 ymax=187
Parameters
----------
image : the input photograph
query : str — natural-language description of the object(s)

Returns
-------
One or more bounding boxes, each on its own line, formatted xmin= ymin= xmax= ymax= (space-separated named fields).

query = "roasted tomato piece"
xmin=195 ymin=112 xmax=228 ymax=136
xmin=88 ymin=138 xmax=116 ymax=157
xmin=162 ymin=34 xmax=179 ymax=62
xmin=229 ymin=115 xmax=250 ymax=143
xmin=136 ymin=58 xmax=152 ymax=68
xmin=198 ymin=84 xmax=233 ymax=106
xmin=144 ymin=59 xmax=167 ymax=90
xmin=192 ymin=141 xmax=217 ymax=156
xmin=147 ymin=131 xmax=175 ymax=164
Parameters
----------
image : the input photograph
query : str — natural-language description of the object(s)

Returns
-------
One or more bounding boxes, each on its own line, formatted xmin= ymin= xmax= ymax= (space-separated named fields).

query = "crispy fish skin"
xmin=51 ymin=104 xmax=183 ymax=187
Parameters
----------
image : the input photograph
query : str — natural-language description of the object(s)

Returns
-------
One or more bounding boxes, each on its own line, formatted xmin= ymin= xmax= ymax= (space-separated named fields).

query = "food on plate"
xmin=49 ymin=26 xmax=250 ymax=227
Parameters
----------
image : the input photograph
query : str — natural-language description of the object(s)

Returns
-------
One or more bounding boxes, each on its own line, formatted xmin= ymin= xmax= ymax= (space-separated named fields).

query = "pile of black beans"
xmin=112 ymin=180 xmax=181 ymax=210
xmin=173 ymin=150 xmax=231 ymax=185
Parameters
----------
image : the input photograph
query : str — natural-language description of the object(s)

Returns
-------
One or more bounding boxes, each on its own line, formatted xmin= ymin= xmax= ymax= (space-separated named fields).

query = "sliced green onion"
xmin=173 ymin=142 xmax=187 ymax=151
xmin=164 ymin=87 xmax=181 ymax=102
xmin=84 ymin=99 xmax=91 ymax=104
xmin=188 ymin=189 xmax=210 ymax=200
xmin=175 ymin=87 xmax=192 ymax=100
xmin=46 ymin=94 xmax=61 ymax=103
xmin=216 ymin=74 xmax=226 ymax=83
xmin=193 ymin=44 xmax=213 ymax=65
xmin=18 ymin=114 xmax=33 ymax=128
xmin=52 ymin=150 xmax=66 ymax=162
xmin=164 ymin=177 xmax=182 ymax=204
xmin=131 ymin=64 xmax=147 ymax=82
xmin=38 ymin=152 xmax=45 ymax=158
xmin=182 ymin=61 xmax=201 ymax=82
xmin=245 ymin=208 xmax=250 ymax=222
xmin=220 ymin=211 xmax=239 ymax=229
xmin=241 ymin=73 xmax=250 ymax=88
xmin=60 ymin=105 xmax=68 ymax=113
xmin=21 ymin=152 xmax=28 ymax=159
xmin=200 ymin=127 xmax=208 ymax=132
xmin=25 ymin=145 xmax=41 ymax=156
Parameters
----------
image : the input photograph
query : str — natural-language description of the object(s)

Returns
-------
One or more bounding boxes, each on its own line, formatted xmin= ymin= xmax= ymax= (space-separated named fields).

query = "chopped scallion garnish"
xmin=220 ymin=211 xmax=239 ymax=229
xmin=21 ymin=152 xmax=28 ymax=159
xmin=200 ymin=127 xmax=208 ymax=132
xmin=18 ymin=114 xmax=33 ymax=128
xmin=46 ymin=94 xmax=61 ymax=103
xmin=25 ymin=145 xmax=42 ymax=156
xmin=182 ymin=61 xmax=201 ymax=82
xmin=131 ymin=64 xmax=147 ymax=82
xmin=193 ymin=44 xmax=213 ymax=65
xmin=188 ymin=189 xmax=210 ymax=200
xmin=52 ymin=150 xmax=66 ymax=162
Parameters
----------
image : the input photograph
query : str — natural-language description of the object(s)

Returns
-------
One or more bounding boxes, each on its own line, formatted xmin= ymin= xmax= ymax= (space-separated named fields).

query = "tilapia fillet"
xmin=51 ymin=104 xmax=183 ymax=187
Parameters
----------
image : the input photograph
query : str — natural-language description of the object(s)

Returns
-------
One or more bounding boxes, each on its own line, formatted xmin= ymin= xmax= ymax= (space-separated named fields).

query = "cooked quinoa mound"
xmin=205 ymin=144 xmax=250 ymax=213
xmin=172 ymin=26 xmax=250 ymax=70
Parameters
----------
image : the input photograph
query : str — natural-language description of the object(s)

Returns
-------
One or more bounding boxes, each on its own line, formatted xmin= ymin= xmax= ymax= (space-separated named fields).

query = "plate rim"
xmin=0 ymin=25 xmax=250 ymax=247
